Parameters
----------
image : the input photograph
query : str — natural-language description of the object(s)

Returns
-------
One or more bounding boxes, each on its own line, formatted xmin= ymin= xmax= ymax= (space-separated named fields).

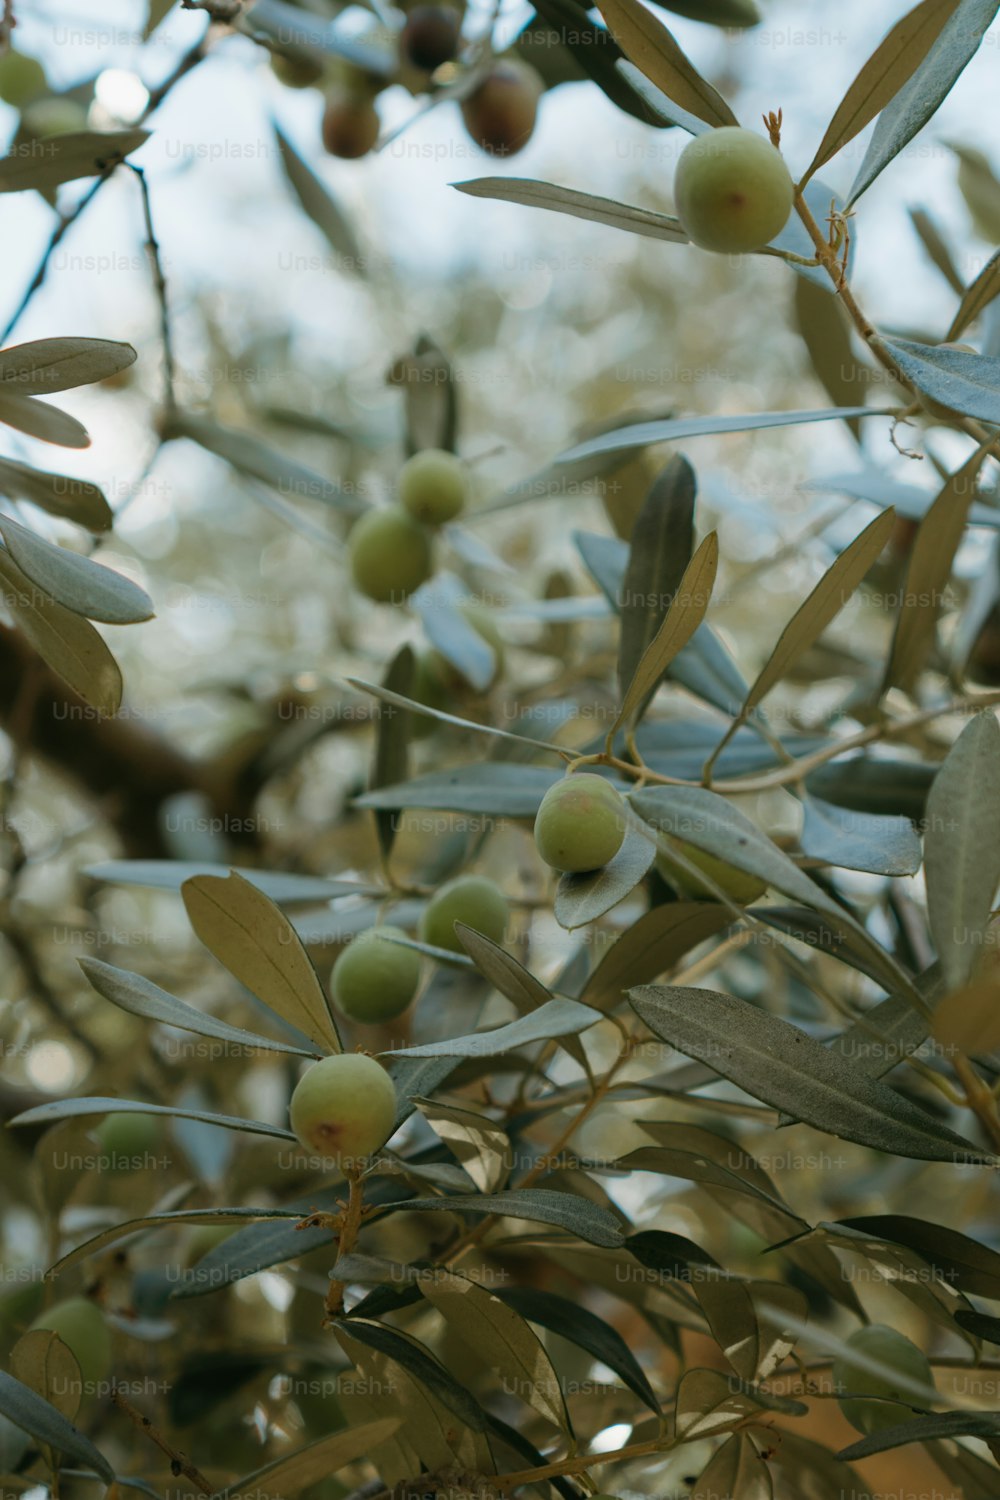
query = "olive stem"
xmin=324 ymin=1170 xmax=367 ymax=1319
xmin=111 ymin=1388 xmax=214 ymax=1495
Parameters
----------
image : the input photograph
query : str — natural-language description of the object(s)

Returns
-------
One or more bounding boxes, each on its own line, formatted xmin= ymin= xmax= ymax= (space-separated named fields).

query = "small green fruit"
xmin=22 ymin=96 xmax=89 ymax=137
xmin=30 ymin=1297 xmax=112 ymax=1391
xmin=94 ymin=1112 xmax=160 ymax=1172
xmin=331 ymin=925 xmax=421 ymax=1023
xmin=461 ymin=58 xmax=543 ymax=158
xmin=349 ymin=505 xmax=433 ymax=603
xmin=321 ymin=88 xmax=380 ymax=158
xmin=833 ymin=1324 xmax=934 ymax=1435
xmin=534 ymin=774 xmax=627 ymax=873
xmin=399 ymin=448 xmax=468 ymax=525
xmin=674 ymin=126 xmax=793 ymax=253
xmin=288 ymin=1053 xmax=397 ymax=1168
xmin=655 ymin=840 xmax=765 ymax=904
xmin=0 ymin=51 xmax=47 ymax=108
xmin=419 ymin=875 xmax=509 ymax=953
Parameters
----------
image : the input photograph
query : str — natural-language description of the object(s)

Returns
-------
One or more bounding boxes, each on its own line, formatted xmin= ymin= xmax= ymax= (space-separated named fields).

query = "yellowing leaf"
xmin=420 ymin=1268 xmax=572 ymax=1435
xmin=597 ymin=0 xmax=738 ymax=127
xmin=182 ymin=872 xmax=341 ymax=1053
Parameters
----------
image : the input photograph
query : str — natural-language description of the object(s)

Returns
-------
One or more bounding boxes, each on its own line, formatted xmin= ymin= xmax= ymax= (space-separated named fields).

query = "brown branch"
xmin=111 ymin=1389 xmax=213 ymax=1495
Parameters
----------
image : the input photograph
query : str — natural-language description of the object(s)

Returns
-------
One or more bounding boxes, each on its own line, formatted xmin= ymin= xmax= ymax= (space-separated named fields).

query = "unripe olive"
xmin=461 ymin=59 xmax=543 ymax=158
xmin=321 ymin=88 xmax=380 ymax=159
xmin=331 ymin=925 xmax=421 ymax=1023
xmin=94 ymin=1111 xmax=160 ymax=1173
xmin=401 ymin=6 xmax=462 ymax=72
xmin=655 ymin=840 xmax=765 ymax=904
xmin=22 ymin=96 xmax=89 ymax=137
xmin=0 ymin=51 xmax=47 ymax=108
xmin=349 ymin=505 xmax=433 ymax=603
xmin=534 ymin=774 xmax=627 ymax=873
xmin=419 ymin=875 xmax=509 ymax=953
xmin=288 ymin=1052 xmax=397 ymax=1168
xmin=399 ymin=448 xmax=468 ymax=525
xmin=271 ymin=51 xmax=325 ymax=89
xmin=833 ymin=1324 xmax=934 ymax=1435
xmin=30 ymin=1297 xmax=112 ymax=1390
xmin=674 ymin=126 xmax=793 ymax=253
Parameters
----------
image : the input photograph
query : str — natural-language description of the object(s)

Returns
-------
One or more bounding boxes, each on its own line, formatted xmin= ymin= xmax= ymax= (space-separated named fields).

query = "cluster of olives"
xmin=348 ymin=447 xmax=466 ymax=603
xmin=674 ymin=126 xmax=794 ymax=254
xmin=268 ymin=1 xmax=543 ymax=163
xmin=832 ymin=1324 xmax=935 ymax=1434
xmin=330 ymin=875 xmax=510 ymax=1024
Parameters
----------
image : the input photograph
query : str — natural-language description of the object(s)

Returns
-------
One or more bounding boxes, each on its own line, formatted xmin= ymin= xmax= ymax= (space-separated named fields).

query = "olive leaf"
xmin=420 ymin=1269 xmax=572 ymax=1435
xmin=214 ymin=1420 xmax=402 ymax=1500
xmin=923 ymin=713 xmax=1000 ymax=989
xmin=0 ymin=455 xmax=112 ymax=529
xmin=452 ymin=177 xmax=688 ymax=242
xmin=611 ymin=530 xmax=719 ymax=737
xmin=414 ymin=1098 xmax=512 ymax=1193
xmin=168 ymin=411 xmax=362 ymax=514
xmin=618 ymin=453 xmax=697 ymax=694
xmin=557 ymin=407 xmax=878 ymax=466
xmin=581 ymin=902 xmax=732 ymax=1010
xmin=947 ymin=248 xmax=1000 ymax=340
xmin=0 ymin=548 xmax=123 ymax=714
xmin=9 ymin=1096 xmax=297 ymax=1144
xmin=0 ymin=513 xmax=153 ymax=623
xmin=379 ymin=997 xmax=602 ymax=1058
xmin=273 ymin=122 xmax=367 ymax=277
xmin=0 ymin=337 xmax=137 ymax=392
xmin=85 ymin=859 xmax=371 ymax=902
xmin=0 ymin=1370 xmax=114 ymax=1482
xmin=0 ymin=392 xmax=90 ymax=448
xmin=355 ymin=762 xmax=565 ymax=817
xmin=882 ymin=446 xmax=989 ymax=692
xmin=847 ymin=0 xmax=1000 ymax=207
xmin=554 ymin=825 xmax=657 ymax=930
xmin=0 ymin=129 xmax=149 ymax=193
xmin=876 ymin=335 xmax=1000 ymax=422
xmin=629 ymin=984 xmax=992 ymax=1162
xmin=799 ymin=794 xmax=922 ymax=877
xmin=691 ymin=1432 xmax=772 ymax=1500
xmin=596 ymin=0 xmax=738 ymax=127
xmin=182 ymin=871 xmax=342 ymax=1054
xmin=802 ymin=0 xmax=963 ymax=187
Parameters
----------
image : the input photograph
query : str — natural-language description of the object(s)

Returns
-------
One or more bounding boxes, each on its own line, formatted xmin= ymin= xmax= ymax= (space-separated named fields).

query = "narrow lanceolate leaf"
xmin=182 ymin=872 xmax=341 ymax=1053
xmin=884 ymin=446 xmax=989 ymax=692
xmin=878 ymin=336 xmax=1000 ymax=423
xmin=923 ymin=713 xmax=1000 ymax=989
xmin=0 ymin=129 xmax=149 ymax=193
xmin=0 ymin=392 xmax=91 ymax=448
xmin=0 ymin=337 xmax=137 ymax=394
xmin=497 ymin=1287 xmax=660 ymax=1415
xmin=169 ymin=411 xmax=361 ymax=515
xmin=582 ymin=902 xmax=732 ymax=1011
xmin=454 ymin=926 xmax=553 ymax=1014
xmin=85 ymin=860 xmax=370 ymax=903
xmin=379 ymin=998 xmax=602 ymax=1058
xmin=618 ymin=454 xmax=697 ymax=695
xmin=947 ymin=249 xmax=1000 ymax=340
xmin=375 ymin=1189 xmax=625 ymax=1248
xmin=800 ymin=794 xmax=922 ymax=877
xmin=629 ymin=984 xmax=992 ymax=1163
xmin=372 ymin=644 xmax=415 ymax=858
xmin=273 ymin=123 xmax=367 ymax=277
xmin=47 ymin=1207 xmax=305 ymax=1277
xmin=612 ymin=531 xmax=718 ymax=736
xmin=0 ymin=1371 xmax=114 ymax=1482
xmin=11 ymin=1331 xmax=82 ymax=1422
xmin=793 ymin=280 xmax=872 ymax=434
xmin=9 ymin=1096 xmax=297 ymax=1143
xmin=742 ymin=508 xmax=895 ymax=719
xmin=0 ymin=549 xmax=122 ymax=715
xmin=675 ymin=1368 xmax=768 ymax=1439
xmin=630 ymin=784 xmax=908 ymax=996
xmin=421 ymin=1269 xmax=571 ymax=1435
xmin=802 ymin=0 xmax=962 ymax=186
xmin=847 ymin=0 xmax=1000 ymax=206
xmin=414 ymin=1098 xmax=512 ymax=1194
xmin=354 ymin=762 xmax=564 ymax=817
xmin=0 ymin=456 xmax=112 ymax=530
xmin=836 ymin=1214 xmax=1000 ymax=1299
xmin=0 ymin=513 xmax=153 ymax=624
xmin=692 ymin=1432 xmax=772 ymax=1500
xmin=78 ymin=957 xmax=318 ymax=1057
xmin=838 ymin=1410 xmax=1000 ymax=1461
xmin=453 ymin=178 xmax=688 ymax=242
xmin=557 ymin=408 xmax=877 ymax=466
xmin=215 ymin=1420 xmax=401 ymax=1500
xmin=554 ymin=825 xmax=656 ymax=930
xmin=596 ymin=0 xmax=738 ymax=126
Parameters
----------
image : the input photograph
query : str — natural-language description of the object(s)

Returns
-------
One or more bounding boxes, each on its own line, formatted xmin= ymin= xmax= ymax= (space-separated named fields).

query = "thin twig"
xmin=111 ymin=1388 xmax=213 ymax=1495
xmin=128 ymin=163 xmax=176 ymax=416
